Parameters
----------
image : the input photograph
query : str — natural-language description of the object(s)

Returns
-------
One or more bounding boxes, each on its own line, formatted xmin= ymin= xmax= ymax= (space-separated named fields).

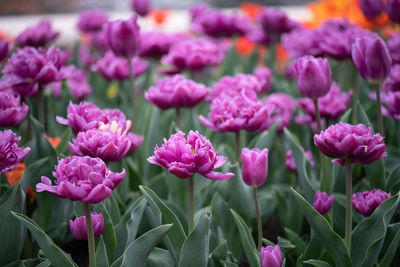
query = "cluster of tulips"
xmin=1 ymin=0 xmax=400 ymax=266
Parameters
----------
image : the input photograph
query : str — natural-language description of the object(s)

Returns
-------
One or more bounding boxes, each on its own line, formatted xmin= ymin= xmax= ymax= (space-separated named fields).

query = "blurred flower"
xmin=126 ymin=133 xmax=144 ymax=155
xmin=257 ymin=8 xmax=299 ymax=34
xmin=240 ymin=3 xmax=262 ymax=19
xmin=246 ymin=26 xmax=271 ymax=46
xmin=386 ymin=0 xmax=400 ymax=24
xmin=352 ymin=36 xmax=392 ymax=84
xmin=261 ymin=93 xmax=295 ymax=133
xmin=235 ymin=36 xmax=255 ymax=57
xmin=0 ymin=38 xmax=10 ymax=62
xmin=149 ymin=9 xmax=169 ymax=25
xmin=260 ymin=244 xmax=282 ymax=267
xmin=5 ymin=162 xmax=25 ymax=186
xmin=145 ymin=74 xmax=210 ymax=109
xmin=294 ymin=56 xmax=332 ymax=98
xmin=281 ymin=28 xmax=322 ymax=58
xmin=388 ymin=33 xmax=400 ymax=65
xmin=209 ymin=73 xmax=261 ymax=100
xmin=382 ymin=92 xmax=400 ymax=120
xmin=0 ymin=90 xmax=29 ymax=127
xmin=36 ymin=156 xmax=125 ymax=203
xmin=16 ymin=20 xmax=59 ymax=47
xmin=285 ymin=148 xmax=315 ymax=174
xmin=314 ymin=122 xmax=386 ymax=165
xmin=313 ymin=190 xmax=334 ymax=214
xmin=105 ymin=16 xmax=140 ymax=58
xmin=352 ymin=189 xmax=391 ymax=216
xmin=148 ymin=131 xmax=234 ymax=180
xmin=254 ymin=67 xmax=272 ymax=94
xmin=69 ymin=212 xmax=104 ymax=240
xmin=77 ymin=10 xmax=108 ymax=33
xmin=65 ymin=66 xmax=92 ymax=101
xmin=189 ymin=4 xmax=209 ymax=21
xmin=44 ymin=134 xmax=61 ymax=148
xmin=132 ymin=0 xmax=151 ymax=17
xmin=139 ymin=32 xmax=189 ymax=58
xmin=241 ymin=148 xmax=268 ymax=187
xmin=359 ymin=0 xmax=383 ymax=19
xmin=0 ymin=130 xmax=31 ymax=174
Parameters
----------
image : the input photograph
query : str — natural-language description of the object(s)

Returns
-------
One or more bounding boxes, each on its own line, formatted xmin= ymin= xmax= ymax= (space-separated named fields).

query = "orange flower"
xmin=276 ymin=45 xmax=289 ymax=73
xmin=150 ymin=9 xmax=170 ymax=25
xmin=6 ymin=162 xmax=25 ymax=186
xmin=240 ymin=3 xmax=262 ymax=19
xmin=44 ymin=133 xmax=61 ymax=149
xmin=26 ymin=186 xmax=36 ymax=201
xmin=236 ymin=36 xmax=255 ymax=56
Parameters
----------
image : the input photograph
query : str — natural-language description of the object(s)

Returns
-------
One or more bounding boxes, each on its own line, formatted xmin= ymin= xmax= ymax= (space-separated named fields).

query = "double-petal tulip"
xmin=352 ymin=189 xmax=391 ymax=216
xmin=16 ymin=20 xmax=59 ymax=47
xmin=0 ymin=130 xmax=31 ymax=174
xmin=285 ymin=148 xmax=315 ymax=174
xmin=0 ymin=90 xmax=29 ymax=127
xmin=69 ymin=212 xmax=104 ymax=240
xmin=77 ymin=10 xmax=108 ymax=33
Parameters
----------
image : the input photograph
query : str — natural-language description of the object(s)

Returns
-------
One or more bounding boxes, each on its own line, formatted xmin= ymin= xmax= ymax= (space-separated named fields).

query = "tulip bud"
xmin=69 ymin=212 xmax=104 ymax=240
xmin=352 ymin=36 xmax=392 ymax=84
xmin=294 ymin=56 xmax=332 ymax=98
xmin=360 ymin=0 xmax=383 ymax=19
xmin=241 ymin=148 xmax=269 ymax=187
xmin=386 ymin=0 xmax=400 ymax=24
xmin=131 ymin=0 xmax=150 ymax=17
xmin=260 ymin=244 xmax=282 ymax=267
xmin=313 ymin=190 xmax=334 ymax=214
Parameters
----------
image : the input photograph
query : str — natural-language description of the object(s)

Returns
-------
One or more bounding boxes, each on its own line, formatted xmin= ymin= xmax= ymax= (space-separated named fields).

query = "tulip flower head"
xmin=359 ymin=0 xmax=383 ymax=19
xmin=0 ymin=90 xmax=29 ymax=127
xmin=261 ymin=93 xmax=296 ymax=133
xmin=386 ymin=0 xmax=400 ymax=24
xmin=241 ymin=148 xmax=269 ymax=187
xmin=253 ymin=67 xmax=272 ymax=94
xmin=16 ymin=20 xmax=59 ymax=47
xmin=260 ymin=244 xmax=282 ymax=267
xmin=0 ymin=130 xmax=31 ymax=174
xmin=313 ymin=190 xmax=334 ymax=214
xmin=352 ymin=189 xmax=391 ymax=216
xmin=77 ymin=10 xmax=108 ymax=33
xmin=131 ymin=0 xmax=150 ymax=17
xmin=285 ymin=148 xmax=315 ymax=174
xmin=69 ymin=212 xmax=104 ymax=240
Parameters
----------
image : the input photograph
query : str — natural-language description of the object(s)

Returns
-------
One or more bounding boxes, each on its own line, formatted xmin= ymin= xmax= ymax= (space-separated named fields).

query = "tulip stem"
xmin=314 ymin=98 xmax=328 ymax=192
xmin=38 ymin=86 xmax=45 ymax=129
xmin=376 ymin=85 xmax=384 ymax=135
xmin=128 ymin=56 xmax=136 ymax=120
xmin=351 ymin=75 xmax=359 ymax=124
xmin=188 ymin=176 xmax=194 ymax=232
xmin=176 ymin=108 xmax=182 ymax=129
xmin=83 ymin=202 xmax=96 ymax=267
xmin=345 ymin=158 xmax=352 ymax=250
xmin=253 ymin=186 xmax=263 ymax=250
xmin=235 ymin=131 xmax=241 ymax=162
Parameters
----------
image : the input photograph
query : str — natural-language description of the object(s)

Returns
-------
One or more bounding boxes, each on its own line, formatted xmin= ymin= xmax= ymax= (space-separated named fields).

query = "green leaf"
xmin=96 ymin=202 xmax=117 ymax=263
xmin=208 ymin=241 xmax=228 ymax=266
xmin=126 ymin=197 xmax=147 ymax=247
xmin=356 ymin=102 xmax=373 ymax=130
xmin=220 ymin=260 xmax=238 ymax=267
xmin=11 ymin=212 xmax=77 ymax=267
xmin=96 ymin=236 xmax=110 ymax=267
xmin=340 ymin=109 xmax=352 ymax=123
xmin=303 ymin=259 xmax=333 ymax=267
xmin=140 ymin=185 xmax=186 ymax=265
xmin=249 ymin=123 xmax=278 ymax=149
xmin=351 ymin=194 xmax=400 ymax=267
xmin=179 ymin=212 xmax=212 ymax=267
xmin=55 ymin=127 xmax=73 ymax=155
xmin=278 ymin=236 xmax=295 ymax=250
xmin=122 ymin=224 xmax=173 ymax=267
xmin=0 ymin=184 xmax=26 ymax=265
xmin=144 ymin=248 xmax=174 ymax=267
xmin=387 ymin=164 xmax=400 ymax=194
xmin=289 ymin=188 xmax=351 ymax=267
xmin=380 ymin=224 xmax=400 ymax=267
xmin=284 ymin=227 xmax=306 ymax=258
xmin=230 ymin=209 xmax=260 ymax=267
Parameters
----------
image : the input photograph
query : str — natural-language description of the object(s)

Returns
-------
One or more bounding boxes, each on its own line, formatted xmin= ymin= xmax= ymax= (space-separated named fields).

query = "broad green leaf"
xmin=96 ymin=236 xmax=110 ymax=267
xmin=356 ymin=102 xmax=373 ymax=130
xmin=276 ymin=188 xmax=303 ymax=234
xmin=55 ymin=127 xmax=73 ymax=155
xmin=0 ymin=184 xmax=26 ymax=265
xmin=122 ymin=224 xmax=173 ymax=267
xmin=94 ymin=202 xmax=117 ymax=263
xmin=208 ymin=241 xmax=228 ymax=266
xmin=303 ymin=259 xmax=332 ymax=267
xmin=380 ymin=224 xmax=400 ymax=267
xmin=340 ymin=109 xmax=352 ymax=123
xmin=179 ymin=212 xmax=212 ymax=267
xmin=351 ymin=194 xmax=400 ymax=267
xmin=277 ymin=237 xmax=295 ymax=251
xmin=20 ymin=157 xmax=50 ymax=192
xmin=144 ymin=248 xmax=174 ymax=267
xmin=284 ymin=228 xmax=306 ymax=258
xmin=140 ymin=186 xmax=186 ymax=265
xmin=249 ymin=123 xmax=278 ymax=149
xmin=11 ymin=212 xmax=77 ymax=267
xmin=3 ymin=258 xmax=43 ymax=267
xmin=220 ymin=261 xmax=238 ymax=267
xmin=126 ymin=196 xmax=147 ymax=247
xmin=304 ymin=234 xmax=322 ymax=261
xmin=387 ymin=164 xmax=400 ymax=194
xmin=289 ymin=188 xmax=351 ymax=267
xmin=230 ymin=209 xmax=260 ymax=267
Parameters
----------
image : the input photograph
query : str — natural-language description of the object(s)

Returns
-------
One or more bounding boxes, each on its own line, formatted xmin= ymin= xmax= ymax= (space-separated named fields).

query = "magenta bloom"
xmin=209 ymin=74 xmax=261 ymax=101
xmin=190 ymin=4 xmax=209 ymax=21
xmin=382 ymin=92 xmax=400 ymax=120
xmin=360 ymin=0 xmax=383 ymax=18
xmin=77 ymin=10 xmax=108 ymax=33
xmin=104 ymin=16 xmax=140 ymax=58
xmin=294 ymin=55 xmax=332 ymax=98
xmin=0 ymin=130 xmax=31 ymax=174
xmin=254 ymin=67 xmax=272 ymax=94
xmin=148 ymin=131 xmax=234 ymax=180
xmin=69 ymin=212 xmax=104 ymax=240
xmin=313 ymin=190 xmax=334 ymax=214
xmin=246 ymin=26 xmax=271 ymax=46
xmin=127 ymin=133 xmax=144 ymax=155
xmin=131 ymin=0 xmax=150 ymax=17
xmin=241 ymin=148 xmax=268 ymax=187
xmin=0 ymin=90 xmax=29 ymax=127
xmin=36 ymin=156 xmax=125 ymax=203
xmin=260 ymin=245 xmax=282 ymax=267
xmin=285 ymin=149 xmax=315 ymax=174
xmin=199 ymin=92 xmax=270 ymax=133
xmin=261 ymin=93 xmax=295 ymax=133
xmin=145 ymin=75 xmax=210 ymax=109
xmin=352 ymin=189 xmax=391 ymax=217
xmin=386 ymin=0 xmax=400 ymax=23
xmin=139 ymin=32 xmax=189 ymax=58
xmin=16 ymin=20 xmax=59 ymax=48
xmin=352 ymin=36 xmax=392 ymax=84
xmin=282 ymin=28 xmax=322 ymax=58
xmin=57 ymin=102 xmax=103 ymax=134
xmin=388 ymin=34 xmax=400 ymax=65
xmin=257 ymin=8 xmax=299 ymax=34
xmin=0 ymin=38 xmax=10 ymax=62
xmin=66 ymin=67 xmax=92 ymax=101
xmin=161 ymin=38 xmax=226 ymax=74
xmin=93 ymin=51 xmax=148 ymax=82
xmin=314 ymin=122 xmax=386 ymax=165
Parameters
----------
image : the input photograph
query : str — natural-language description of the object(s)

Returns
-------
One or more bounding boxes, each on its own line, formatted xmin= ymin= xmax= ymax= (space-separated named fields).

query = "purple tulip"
xmin=139 ymin=32 xmax=189 ymax=58
xmin=69 ymin=212 xmax=104 ymax=240
xmin=148 ymin=131 xmax=234 ymax=180
xmin=285 ymin=148 xmax=315 ymax=174
xmin=145 ymin=74 xmax=210 ymax=109
xmin=161 ymin=38 xmax=226 ymax=74
xmin=246 ymin=26 xmax=272 ymax=46
xmin=254 ymin=67 xmax=272 ymax=94
xmin=199 ymin=91 xmax=271 ymax=133
xmin=261 ymin=93 xmax=296 ymax=133
xmin=189 ymin=4 xmax=209 ymax=21
xmin=386 ymin=0 xmax=400 ymax=24
xmin=126 ymin=133 xmax=144 ymax=155
xmin=16 ymin=20 xmax=59 ymax=48
xmin=360 ymin=0 xmax=383 ymax=19
xmin=104 ymin=16 xmax=140 ymax=58
xmin=382 ymin=92 xmax=400 ymax=120
xmin=314 ymin=122 xmax=386 ymax=165
xmin=0 ymin=90 xmax=29 ymax=127
xmin=64 ymin=66 xmax=92 ymax=101
xmin=241 ymin=148 xmax=268 ymax=187
xmin=260 ymin=245 xmax=282 ymax=267
xmin=0 ymin=38 xmax=10 ymax=62
xmin=388 ymin=34 xmax=400 ymax=65
xmin=352 ymin=36 xmax=392 ymax=84
xmin=313 ymin=190 xmax=334 ymax=214
xmin=77 ymin=10 xmax=108 ymax=33
xmin=0 ymin=130 xmax=31 ymax=174
xmin=294 ymin=56 xmax=332 ymax=98
xmin=131 ymin=0 xmax=150 ymax=17
xmin=352 ymin=189 xmax=391 ymax=216
xmin=93 ymin=51 xmax=148 ymax=82
xmin=257 ymin=8 xmax=299 ymax=34
xmin=36 ymin=156 xmax=125 ymax=203
xmin=282 ymin=28 xmax=322 ymax=58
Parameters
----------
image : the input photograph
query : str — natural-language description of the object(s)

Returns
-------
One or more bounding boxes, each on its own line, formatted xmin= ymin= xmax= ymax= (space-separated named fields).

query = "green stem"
xmin=314 ymin=98 xmax=328 ymax=192
xmin=176 ymin=108 xmax=181 ymax=129
xmin=376 ymin=85 xmax=384 ymax=135
xmin=188 ymin=176 xmax=194 ymax=232
xmin=253 ymin=187 xmax=263 ymax=250
xmin=128 ymin=56 xmax=136 ymax=120
xmin=235 ymin=131 xmax=241 ymax=162
xmin=351 ymin=76 xmax=359 ymax=124
xmin=83 ymin=202 xmax=96 ymax=267
xmin=345 ymin=158 xmax=352 ymax=250
xmin=38 ymin=86 xmax=45 ymax=129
